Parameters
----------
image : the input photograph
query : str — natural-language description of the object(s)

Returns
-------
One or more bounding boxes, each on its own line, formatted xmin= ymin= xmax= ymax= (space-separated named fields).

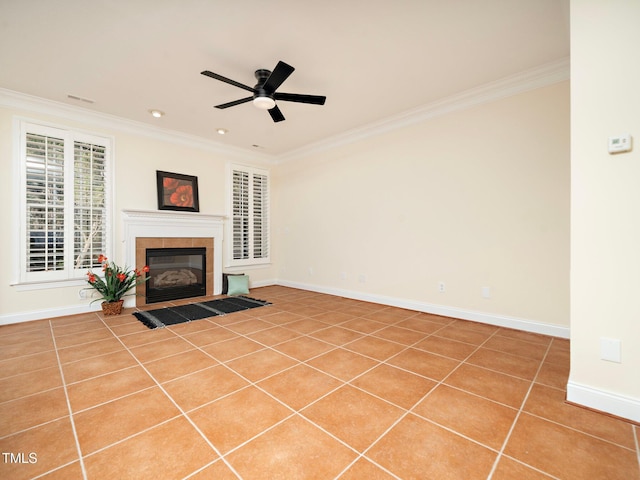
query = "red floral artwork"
xmin=170 ymin=184 xmax=194 ymax=207
xmin=163 ymin=179 xmax=194 ymax=207
xmin=157 ymin=171 xmax=199 ymax=211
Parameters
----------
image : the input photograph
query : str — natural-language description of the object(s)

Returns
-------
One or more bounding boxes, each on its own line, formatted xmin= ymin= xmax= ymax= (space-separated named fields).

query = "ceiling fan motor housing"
xmin=253 ymin=69 xmax=275 ymax=108
xmin=254 ymin=69 xmax=271 ymax=83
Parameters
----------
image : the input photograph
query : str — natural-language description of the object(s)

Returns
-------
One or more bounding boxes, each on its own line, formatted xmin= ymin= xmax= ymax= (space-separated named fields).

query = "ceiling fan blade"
xmin=262 ymin=61 xmax=295 ymax=93
xmin=268 ymin=105 xmax=285 ymax=122
xmin=274 ymin=92 xmax=326 ymax=105
xmin=215 ymin=97 xmax=253 ymax=109
xmin=201 ymin=70 xmax=255 ymax=93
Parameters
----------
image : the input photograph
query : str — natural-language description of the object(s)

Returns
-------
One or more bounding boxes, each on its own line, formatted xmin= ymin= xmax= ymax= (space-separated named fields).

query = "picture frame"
xmin=156 ymin=170 xmax=200 ymax=212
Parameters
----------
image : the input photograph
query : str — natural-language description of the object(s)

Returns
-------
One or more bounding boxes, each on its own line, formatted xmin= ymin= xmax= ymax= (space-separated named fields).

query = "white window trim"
xmin=225 ymin=163 xmax=271 ymax=268
xmin=12 ymin=117 xmax=115 ymax=288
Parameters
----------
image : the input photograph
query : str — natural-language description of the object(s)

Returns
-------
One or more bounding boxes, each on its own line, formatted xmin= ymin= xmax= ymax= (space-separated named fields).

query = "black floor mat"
xmin=132 ymin=296 xmax=270 ymax=329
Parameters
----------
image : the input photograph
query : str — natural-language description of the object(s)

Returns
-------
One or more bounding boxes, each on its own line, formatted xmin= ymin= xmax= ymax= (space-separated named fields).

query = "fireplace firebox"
xmin=145 ymin=247 xmax=206 ymax=303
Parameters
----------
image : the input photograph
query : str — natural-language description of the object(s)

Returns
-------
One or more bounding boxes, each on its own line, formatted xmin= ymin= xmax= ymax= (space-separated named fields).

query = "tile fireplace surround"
xmin=122 ymin=210 xmax=225 ymax=308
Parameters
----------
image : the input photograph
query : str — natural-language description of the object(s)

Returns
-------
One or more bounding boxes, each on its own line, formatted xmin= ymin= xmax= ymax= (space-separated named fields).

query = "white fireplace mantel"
xmin=121 ymin=209 xmax=226 ymax=305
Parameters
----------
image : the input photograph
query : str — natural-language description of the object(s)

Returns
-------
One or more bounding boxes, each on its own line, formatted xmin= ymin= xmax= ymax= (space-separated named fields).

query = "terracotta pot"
xmin=101 ymin=299 xmax=124 ymax=316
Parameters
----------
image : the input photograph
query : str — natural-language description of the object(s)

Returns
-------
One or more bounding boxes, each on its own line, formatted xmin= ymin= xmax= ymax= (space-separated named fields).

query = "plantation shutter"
xmin=73 ymin=141 xmax=107 ymax=270
xmin=252 ymin=172 xmax=268 ymax=259
xmin=20 ymin=122 xmax=111 ymax=283
xmin=25 ymin=133 xmax=66 ymax=272
xmin=232 ymin=169 xmax=250 ymax=260
xmin=230 ymin=165 xmax=270 ymax=265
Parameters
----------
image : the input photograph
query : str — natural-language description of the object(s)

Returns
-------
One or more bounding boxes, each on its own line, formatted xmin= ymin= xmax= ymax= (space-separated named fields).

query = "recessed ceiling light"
xmin=216 ymin=128 xmax=228 ymax=135
xmin=149 ymin=109 xmax=164 ymax=118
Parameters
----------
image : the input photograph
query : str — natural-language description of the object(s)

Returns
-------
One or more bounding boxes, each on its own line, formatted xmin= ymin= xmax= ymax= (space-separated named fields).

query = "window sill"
xmin=223 ymin=262 xmax=272 ymax=271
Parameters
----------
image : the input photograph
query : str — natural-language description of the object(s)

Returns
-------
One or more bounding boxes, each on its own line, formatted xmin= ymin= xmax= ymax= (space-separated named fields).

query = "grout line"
xmin=30 ymin=460 xmax=85 ymax=479
xmin=62 ymin=364 xmax=140 ymax=387
xmin=226 ymin=318 xmax=492 ymax=478
xmin=95 ymin=315 xmax=247 ymax=479
xmin=0 ymin=345 xmax=57 ymax=363
xmin=521 ymin=409 xmax=640 ymax=452
xmin=166 ymin=326 xmax=371 ymax=473
xmin=352 ymin=326 xmax=503 ymax=465
xmin=163 ymin=310 xmax=405 ymax=470
xmin=494 ymin=454 xmax=562 ymax=480
xmin=634 ymin=425 xmax=640 ymax=471
xmin=173 ymin=324 xmax=343 ymax=412
xmin=5 ymin=287 xmax=619 ymax=479
xmin=333 ymin=454 xmax=403 ymax=480
xmin=48 ymin=319 xmax=89 ymax=480
xmin=181 ymin=458 xmax=242 ymax=480
xmin=175 ymin=301 xmax=531 ymax=433
xmin=0 ymin=384 xmax=66 ymax=407
xmin=485 ymin=339 xmax=554 ymax=479
xmin=0 ymin=417 xmax=69 ymax=442
xmin=80 ymin=414 xmax=184 ymax=459
xmin=70 ymin=384 xmax=157 ymax=415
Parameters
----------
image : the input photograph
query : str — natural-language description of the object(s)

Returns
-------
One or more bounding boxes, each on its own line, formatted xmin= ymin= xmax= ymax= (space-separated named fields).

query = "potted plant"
xmin=85 ymin=254 xmax=150 ymax=315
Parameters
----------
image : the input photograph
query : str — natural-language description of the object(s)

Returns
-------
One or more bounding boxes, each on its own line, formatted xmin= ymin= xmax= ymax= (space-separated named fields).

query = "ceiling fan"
xmin=201 ymin=61 xmax=326 ymax=123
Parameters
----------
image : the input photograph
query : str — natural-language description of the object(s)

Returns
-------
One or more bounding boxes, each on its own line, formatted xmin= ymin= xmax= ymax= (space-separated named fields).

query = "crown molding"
xmin=275 ymin=57 xmax=570 ymax=163
xmin=1 ymin=57 xmax=569 ymax=165
xmin=0 ymin=88 xmax=274 ymax=165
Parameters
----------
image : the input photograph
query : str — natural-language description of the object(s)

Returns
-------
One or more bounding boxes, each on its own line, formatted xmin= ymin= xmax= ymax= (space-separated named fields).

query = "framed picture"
xmin=156 ymin=171 xmax=200 ymax=212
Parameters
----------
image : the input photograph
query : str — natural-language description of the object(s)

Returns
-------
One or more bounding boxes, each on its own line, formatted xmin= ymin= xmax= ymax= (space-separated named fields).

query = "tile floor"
xmin=0 ymin=286 xmax=638 ymax=480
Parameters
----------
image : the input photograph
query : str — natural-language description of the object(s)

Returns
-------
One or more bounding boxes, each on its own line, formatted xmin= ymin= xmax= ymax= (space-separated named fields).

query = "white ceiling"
xmin=0 ymin=0 xmax=569 ymax=157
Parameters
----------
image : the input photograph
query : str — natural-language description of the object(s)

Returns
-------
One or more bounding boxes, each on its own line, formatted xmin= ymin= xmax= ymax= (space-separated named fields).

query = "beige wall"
xmin=0 ymin=105 xmax=276 ymax=321
xmin=273 ymin=82 xmax=570 ymax=330
xmin=568 ymin=0 xmax=640 ymax=421
xmin=1 ymin=78 xmax=571 ymax=338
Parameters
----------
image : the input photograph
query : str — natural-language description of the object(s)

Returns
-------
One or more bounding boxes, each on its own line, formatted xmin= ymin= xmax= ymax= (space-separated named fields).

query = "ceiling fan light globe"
xmin=253 ymin=96 xmax=276 ymax=110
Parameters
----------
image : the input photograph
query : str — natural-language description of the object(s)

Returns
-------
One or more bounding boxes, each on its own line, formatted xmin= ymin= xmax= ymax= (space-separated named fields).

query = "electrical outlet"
xmin=308 ymin=267 xmax=314 ymax=276
xmin=340 ymin=272 xmax=347 ymax=280
xmin=438 ymin=281 xmax=445 ymax=293
xmin=358 ymin=274 xmax=366 ymax=283
xmin=482 ymin=286 xmax=491 ymax=298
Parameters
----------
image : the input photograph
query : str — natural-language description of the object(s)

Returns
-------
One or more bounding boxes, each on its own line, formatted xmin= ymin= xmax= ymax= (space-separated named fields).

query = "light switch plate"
xmin=600 ymin=337 xmax=622 ymax=363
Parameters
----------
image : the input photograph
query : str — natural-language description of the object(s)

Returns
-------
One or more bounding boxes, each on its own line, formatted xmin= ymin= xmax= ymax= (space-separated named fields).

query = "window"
xmin=229 ymin=164 xmax=270 ymax=266
xmin=18 ymin=121 xmax=112 ymax=284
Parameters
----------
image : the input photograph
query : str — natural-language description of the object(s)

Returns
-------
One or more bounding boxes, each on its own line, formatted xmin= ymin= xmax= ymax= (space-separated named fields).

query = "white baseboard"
xmin=0 ymin=278 xmax=279 ymax=326
xmin=0 ymin=304 xmax=102 ymax=326
xmin=249 ymin=278 xmax=279 ymax=289
xmin=567 ymin=380 xmax=640 ymax=424
xmin=276 ymin=280 xmax=570 ymax=338
xmin=1 ymin=278 xmax=569 ymax=341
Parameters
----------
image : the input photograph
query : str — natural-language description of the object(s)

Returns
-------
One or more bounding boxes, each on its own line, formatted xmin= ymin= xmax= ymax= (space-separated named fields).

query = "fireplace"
xmin=122 ymin=209 xmax=225 ymax=308
xmin=145 ymin=247 xmax=206 ymax=303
